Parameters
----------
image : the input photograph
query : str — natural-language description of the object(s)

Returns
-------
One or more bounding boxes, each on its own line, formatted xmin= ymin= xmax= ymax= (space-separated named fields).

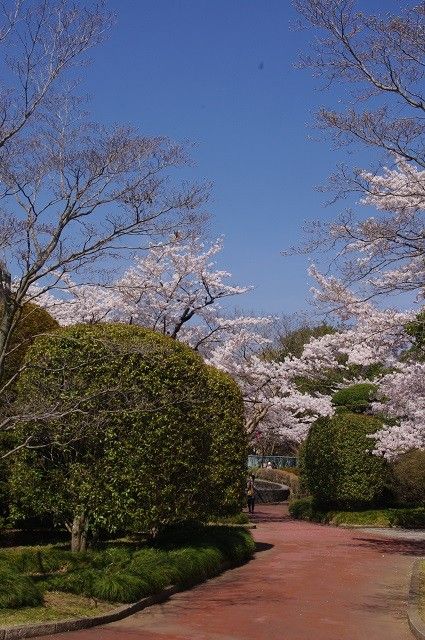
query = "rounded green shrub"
xmin=205 ymin=366 xmax=247 ymax=517
xmin=332 ymin=383 xmax=377 ymax=413
xmin=12 ymin=324 xmax=221 ymax=538
xmin=391 ymin=449 xmax=425 ymax=507
xmin=1 ymin=302 xmax=58 ymax=386
xmin=0 ymin=303 xmax=58 ymax=523
xmin=302 ymin=412 xmax=389 ymax=509
xmin=288 ymin=497 xmax=315 ymax=521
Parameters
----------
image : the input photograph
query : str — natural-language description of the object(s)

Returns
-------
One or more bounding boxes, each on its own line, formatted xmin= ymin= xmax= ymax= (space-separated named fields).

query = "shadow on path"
xmin=255 ymin=541 xmax=274 ymax=553
xmin=352 ymin=535 xmax=425 ymax=556
xmin=248 ymin=506 xmax=289 ymax=524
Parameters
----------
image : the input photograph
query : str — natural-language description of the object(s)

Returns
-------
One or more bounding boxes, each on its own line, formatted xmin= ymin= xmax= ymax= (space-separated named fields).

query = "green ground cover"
xmin=420 ymin=560 xmax=425 ymax=624
xmin=0 ymin=525 xmax=254 ymax=627
xmin=289 ymin=497 xmax=425 ymax=529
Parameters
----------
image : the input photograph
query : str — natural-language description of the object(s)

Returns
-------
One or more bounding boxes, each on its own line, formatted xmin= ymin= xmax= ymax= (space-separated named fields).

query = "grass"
xmin=0 ymin=525 xmax=254 ymax=627
xmin=0 ymin=592 xmax=114 ymax=626
xmin=328 ymin=510 xmax=394 ymax=527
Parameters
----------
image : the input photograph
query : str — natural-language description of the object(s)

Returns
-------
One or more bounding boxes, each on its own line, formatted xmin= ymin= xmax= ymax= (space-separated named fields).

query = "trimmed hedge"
xmin=1 ymin=302 xmax=58 ymax=387
xmin=289 ymin=498 xmax=425 ymax=529
xmin=391 ymin=449 xmax=425 ymax=507
xmin=12 ymin=324 xmax=246 ymax=538
xmin=206 ymin=366 xmax=247 ymax=517
xmin=0 ymin=303 xmax=58 ymax=524
xmin=332 ymin=383 xmax=377 ymax=413
xmin=302 ymin=412 xmax=390 ymax=509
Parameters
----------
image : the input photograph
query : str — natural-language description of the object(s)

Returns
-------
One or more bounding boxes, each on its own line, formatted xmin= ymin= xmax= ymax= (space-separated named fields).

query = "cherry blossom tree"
xmin=292 ymin=1 xmax=425 ymax=457
xmin=35 ymin=235 xmax=334 ymax=445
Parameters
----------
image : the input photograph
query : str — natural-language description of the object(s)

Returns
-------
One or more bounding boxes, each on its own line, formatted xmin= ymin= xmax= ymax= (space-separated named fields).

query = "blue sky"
xmin=82 ymin=0 xmax=404 ymax=316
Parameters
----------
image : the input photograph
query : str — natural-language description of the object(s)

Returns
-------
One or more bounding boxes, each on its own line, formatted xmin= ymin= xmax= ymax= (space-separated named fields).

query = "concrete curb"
xmin=0 ymin=559 xmax=241 ymax=639
xmin=408 ymin=558 xmax=425 ymax=640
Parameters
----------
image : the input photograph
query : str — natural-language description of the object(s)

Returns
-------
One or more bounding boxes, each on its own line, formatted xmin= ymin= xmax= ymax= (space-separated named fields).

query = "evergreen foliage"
xmin=205 ymin=366 xmax=247 ymax=516
xmin=391 ymin=449 xmax=425 ymax=507
xmin=302 ymin=412 xmax=389 ymax=509
xmin=332 ymin=383 xmax=377 ymax=413
xmin=11 ymin=324 xmax=246 ymax=539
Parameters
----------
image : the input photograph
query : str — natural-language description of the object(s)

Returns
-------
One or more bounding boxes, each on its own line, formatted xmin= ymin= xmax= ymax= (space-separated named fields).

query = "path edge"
xmin=0 ymin=559 xmax=240 ymax=640
xmin=408 ymin=557 xmax=425 ymax=640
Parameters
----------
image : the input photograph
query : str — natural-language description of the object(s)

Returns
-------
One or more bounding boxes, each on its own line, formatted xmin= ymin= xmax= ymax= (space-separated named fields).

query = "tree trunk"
xmin=71 ymin=513 xmax=88 ymax=552
xmin=0 ymin=298 xmax=16 ymax=381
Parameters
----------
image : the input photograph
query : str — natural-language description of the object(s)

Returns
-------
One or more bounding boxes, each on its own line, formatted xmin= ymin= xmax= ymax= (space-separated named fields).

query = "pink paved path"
xmin=40 ymin=505 xmax=424 ymax=640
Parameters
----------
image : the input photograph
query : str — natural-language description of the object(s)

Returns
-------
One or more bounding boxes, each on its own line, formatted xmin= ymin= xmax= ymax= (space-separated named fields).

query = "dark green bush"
xmin=391 ymin=449 xmax=425 ymax=507
xmin=0 ymin=303 xmax=58 ymax=524
xmin=288 ymin=497 xmax=315 ymax=521
xmin=0 ymin=567 xmax=43 ymax=608
xmin=332 ymin=383 xmax=377 ymax=413
xmin=391 ymin=507 xmax=425 ymax=529
xmin=205 ymin=366 xmax=247 ymax=517
xmin=1 ymin=302 xmax=58 ymax=388
xmin=302 ymin=412 xmax=390 ymax=509
xmin=12 ymin=324 xmax=226 ymax=538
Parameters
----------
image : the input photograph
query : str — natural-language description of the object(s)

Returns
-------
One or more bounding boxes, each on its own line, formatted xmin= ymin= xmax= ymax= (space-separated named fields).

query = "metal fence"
xmin=247 ymin=454 xmax=298 ymax=469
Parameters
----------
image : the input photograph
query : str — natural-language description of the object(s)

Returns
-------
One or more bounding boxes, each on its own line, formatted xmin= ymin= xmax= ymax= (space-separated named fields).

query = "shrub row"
xmin=0 ymin=527 xmax=255 ymax=608
xmin=289 ymin=497 xmax=425 ymax=529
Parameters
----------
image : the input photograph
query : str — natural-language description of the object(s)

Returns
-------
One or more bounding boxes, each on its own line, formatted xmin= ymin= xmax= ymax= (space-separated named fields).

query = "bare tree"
xmin=295 ymin=0 xmax=425 ymax=169
xmin=0 ymin=0 xmax=111 ymax=149
xmin=0 ymin=112 xmax=207 ymax=377
xmin=0 ymin=2 xmax=207 ymax=387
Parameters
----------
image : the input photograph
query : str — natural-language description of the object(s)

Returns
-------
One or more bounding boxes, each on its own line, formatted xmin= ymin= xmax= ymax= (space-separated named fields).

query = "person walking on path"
xmin=246 ymin=474 xmax=256 ymax=514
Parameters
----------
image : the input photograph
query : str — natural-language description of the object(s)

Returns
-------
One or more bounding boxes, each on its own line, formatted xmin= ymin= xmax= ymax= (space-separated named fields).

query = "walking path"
xmin=40 ymin=505 xmax=425 ymax=640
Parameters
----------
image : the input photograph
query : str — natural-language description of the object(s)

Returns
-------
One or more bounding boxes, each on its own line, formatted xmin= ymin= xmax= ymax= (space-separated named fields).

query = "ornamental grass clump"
xmin=0 ymin=567 xmax=43 ymax=609
xmin=129 ymin=549 xmax=177 ymax=592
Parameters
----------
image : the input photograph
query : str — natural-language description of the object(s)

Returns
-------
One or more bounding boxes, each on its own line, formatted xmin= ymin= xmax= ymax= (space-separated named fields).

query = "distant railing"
xmin=247 ymin=454 xmax=298 ymax=469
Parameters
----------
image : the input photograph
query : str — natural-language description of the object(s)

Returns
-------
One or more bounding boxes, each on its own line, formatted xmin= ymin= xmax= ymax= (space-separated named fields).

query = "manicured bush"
xmin=168 ymin=547 xmax=222 ymax=587
xmin=47 ymin=568 xmax=151 ymax=603
xmin=392 ymin=507 xmax=425 ymax=529
xmin=0 ymin=303 xmax=58 ymax=524
xmin=1 ymin=302 xmax=58 ymax=388
xmin=205 ymin=366 xmax=247 ymax=517
xmin=332 ymin=383 xmax=377 ymax=413
xmin=129 ymin=549 xmax=177 ymax=591
xmin=302 ymin=412 xmax=390 ymax=509
xmin=289 ymin=503 xmax=425 ymax=529
xmin=12 ymin=324 xmax=219 ymax=545
xmin=391 ymin=449 xmax=425 ymax=507
xmin=288 ymin=497 xmax=316 ymax=521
